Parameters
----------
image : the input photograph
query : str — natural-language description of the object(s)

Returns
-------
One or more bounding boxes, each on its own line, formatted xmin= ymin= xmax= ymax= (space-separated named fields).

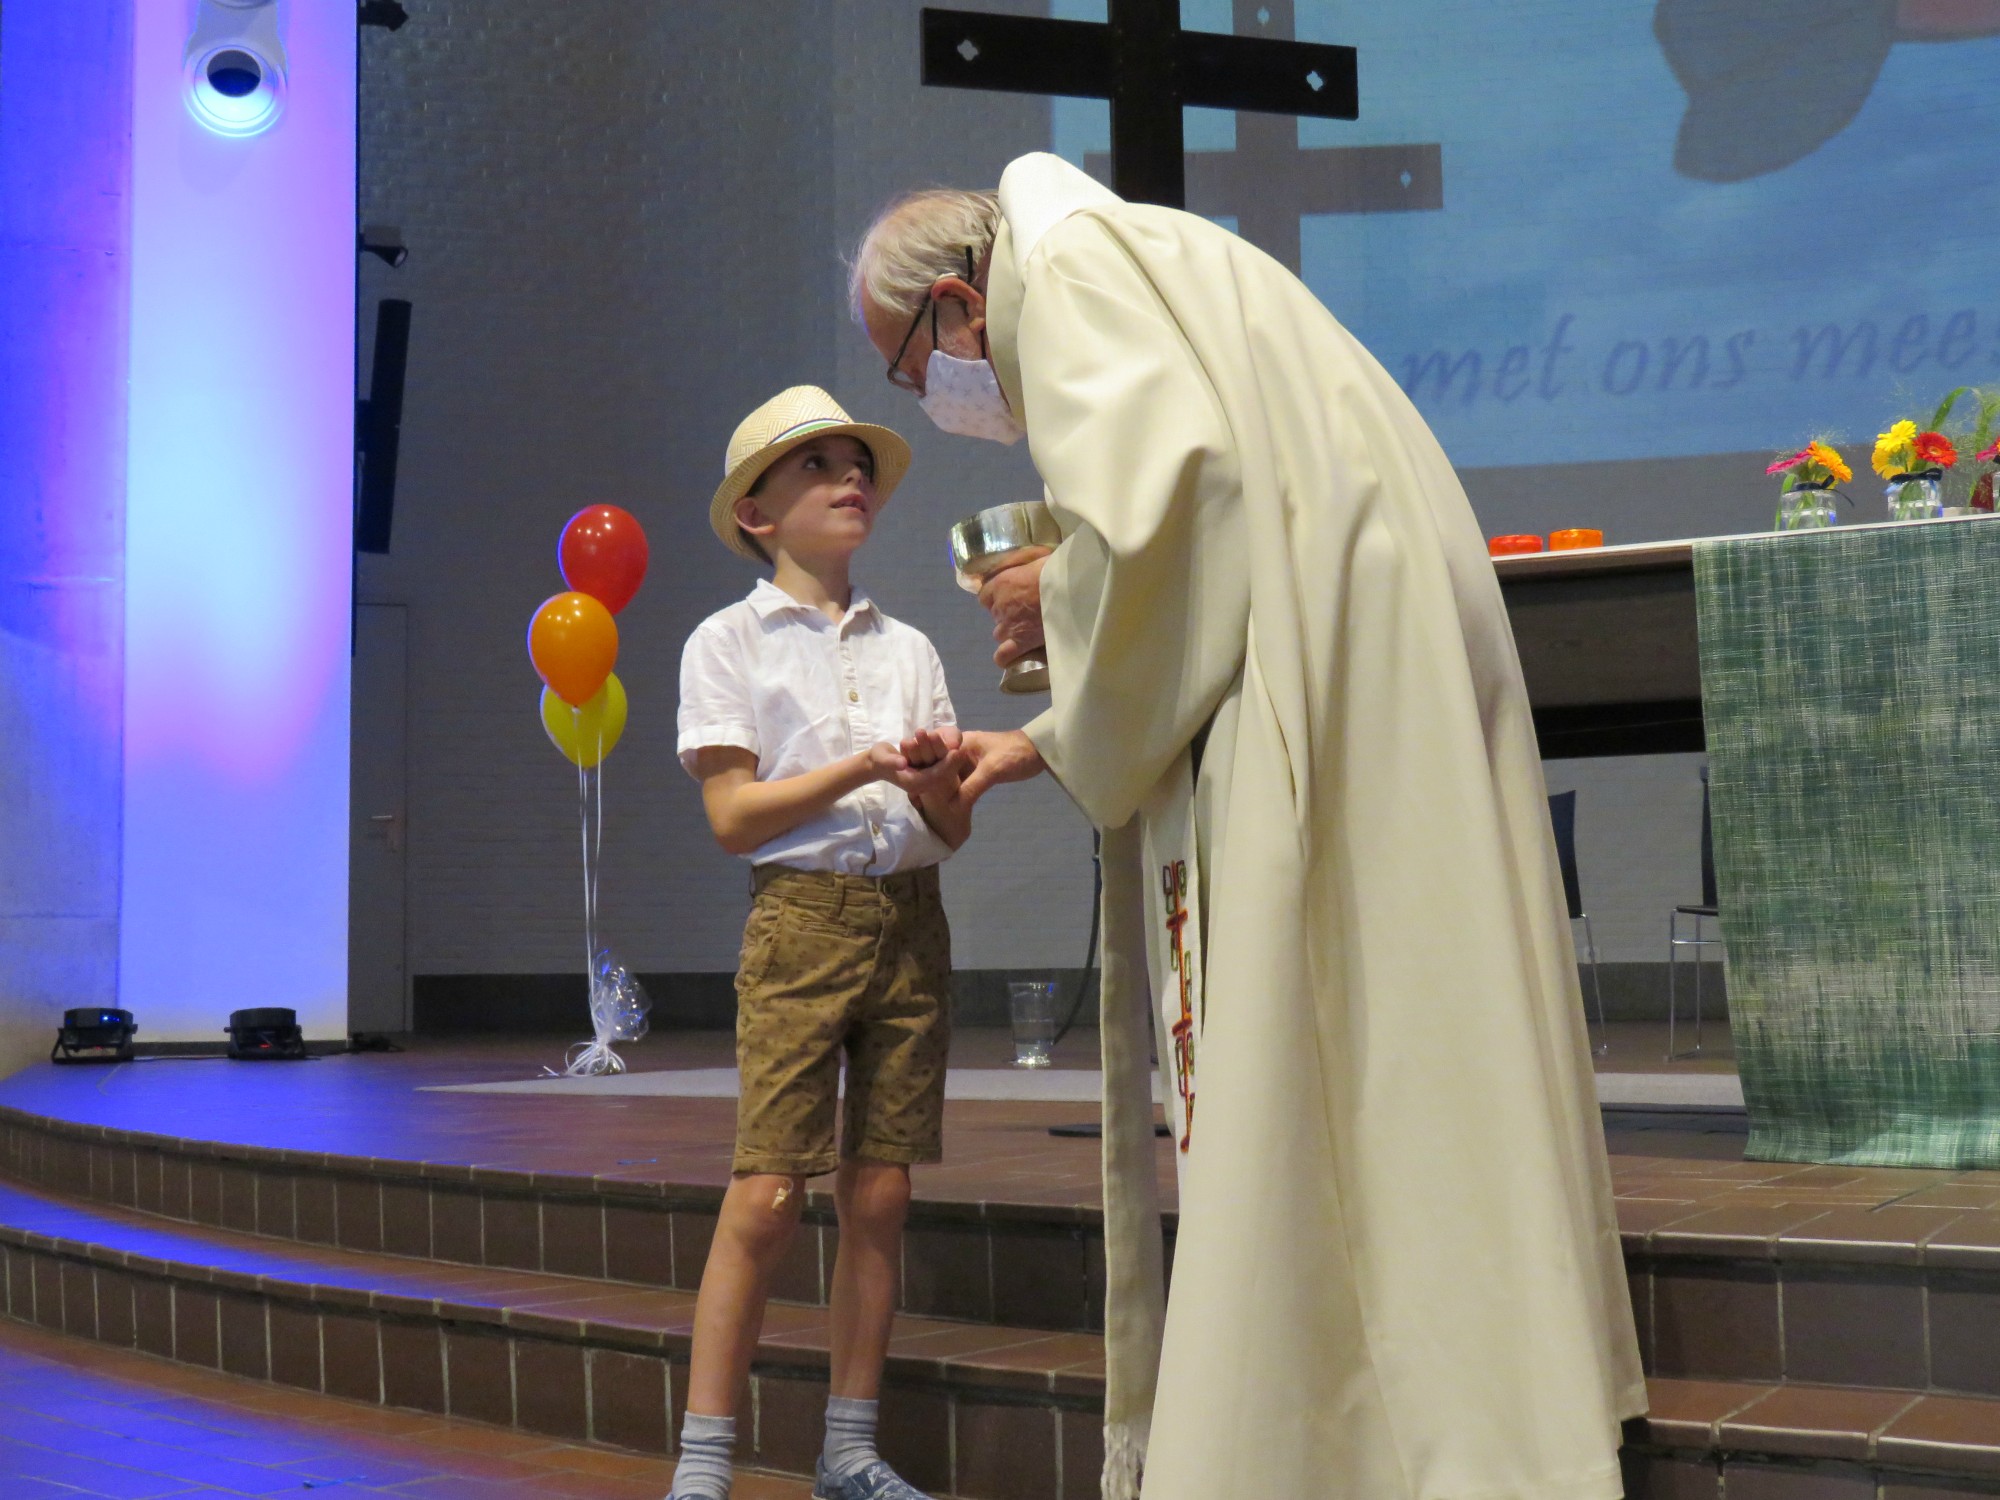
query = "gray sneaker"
xmin=812 ymin=1456 xmax=933 ymax=1500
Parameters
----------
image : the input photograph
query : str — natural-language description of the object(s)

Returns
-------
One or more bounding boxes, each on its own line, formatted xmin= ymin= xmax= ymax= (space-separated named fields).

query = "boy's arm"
xmin=911 ymin=778 xmax=972 ymax=850
xmin=895 ymin=728 xmax=972 ymax=850
xmin=691 ymin=744 xmax=906 ymax=856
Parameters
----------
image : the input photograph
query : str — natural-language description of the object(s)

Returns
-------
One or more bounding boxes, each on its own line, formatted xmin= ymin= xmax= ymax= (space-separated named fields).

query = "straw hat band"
xmin=727 ymin=417 xmax=851 ymax=471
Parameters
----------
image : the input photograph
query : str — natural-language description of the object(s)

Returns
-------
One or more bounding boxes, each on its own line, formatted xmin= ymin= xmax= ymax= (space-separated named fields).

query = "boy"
xmin=670 ymin=386 xmax=971 ymax=1500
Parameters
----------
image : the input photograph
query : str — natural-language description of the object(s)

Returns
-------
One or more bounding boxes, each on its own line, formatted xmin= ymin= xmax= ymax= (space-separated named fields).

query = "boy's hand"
xmin=863 ymin=743 xmax=910 ymax=782
xmin=899 ymin=727 xmax=962 ymax=770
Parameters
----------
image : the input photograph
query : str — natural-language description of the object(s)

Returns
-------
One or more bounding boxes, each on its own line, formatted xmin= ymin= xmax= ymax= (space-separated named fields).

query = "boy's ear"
xmin=733 ymin=494 xmax=777 ymax=547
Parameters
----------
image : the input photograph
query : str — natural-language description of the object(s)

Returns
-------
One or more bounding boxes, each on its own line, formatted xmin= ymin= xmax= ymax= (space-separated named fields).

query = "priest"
xmin=849 ymin=154 xmax=1643 ymax=1500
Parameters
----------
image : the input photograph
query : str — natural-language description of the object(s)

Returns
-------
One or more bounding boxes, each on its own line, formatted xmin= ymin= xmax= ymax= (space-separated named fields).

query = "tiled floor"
xmin=0 ymin=1315 xmax=811 ymax=1498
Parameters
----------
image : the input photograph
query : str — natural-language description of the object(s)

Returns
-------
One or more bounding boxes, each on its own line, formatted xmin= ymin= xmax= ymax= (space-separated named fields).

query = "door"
xmin=349 ymin=602 xmax=408 ymax=1033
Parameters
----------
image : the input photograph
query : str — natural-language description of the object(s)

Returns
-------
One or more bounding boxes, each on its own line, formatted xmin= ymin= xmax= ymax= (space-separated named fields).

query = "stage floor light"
xmin=226 ymin=1007 xmax=308 ymax=1060
xmin=52 ymin=1009 xmax=138 ymax=1065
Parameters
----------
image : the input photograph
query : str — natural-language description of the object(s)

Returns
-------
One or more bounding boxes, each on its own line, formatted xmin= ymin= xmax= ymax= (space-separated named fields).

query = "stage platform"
xmin=5 ymin=1024 xmax=2000 ymax=1497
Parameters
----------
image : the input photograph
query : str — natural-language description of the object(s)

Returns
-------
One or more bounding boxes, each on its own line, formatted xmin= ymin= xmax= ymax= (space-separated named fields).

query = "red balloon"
xmin=559 ymin=505 xmax=649 ymax=615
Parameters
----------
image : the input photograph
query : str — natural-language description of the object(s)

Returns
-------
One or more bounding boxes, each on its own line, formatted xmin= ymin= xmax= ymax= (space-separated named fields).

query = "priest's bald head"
xmin=850 ymin=189 xmax=1002 ymax=404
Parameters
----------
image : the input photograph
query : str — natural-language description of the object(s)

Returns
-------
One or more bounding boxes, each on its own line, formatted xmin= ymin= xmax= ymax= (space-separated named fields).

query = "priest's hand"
xmin=977 ymin=551 xmax=1049 ymax=669
xmin=957 ymin=729 xmax=1047 ymax=803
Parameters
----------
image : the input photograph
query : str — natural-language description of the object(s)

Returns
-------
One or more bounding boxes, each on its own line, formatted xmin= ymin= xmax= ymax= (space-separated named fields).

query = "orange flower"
xmin=1914 ymin=430 xmax=1958 ymax=468
xmin=1805 ymin=441 xmax=1852 ymax=484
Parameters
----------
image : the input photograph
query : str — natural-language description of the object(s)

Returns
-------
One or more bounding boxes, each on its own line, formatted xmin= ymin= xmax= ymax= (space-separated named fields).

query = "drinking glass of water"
xmin=1009 ymin=980 xmax=1059 ymax=1068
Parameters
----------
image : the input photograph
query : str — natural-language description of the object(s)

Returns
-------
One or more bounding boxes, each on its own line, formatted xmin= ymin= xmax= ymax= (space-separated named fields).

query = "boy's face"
xmin=735 ymin=435 xmax=880 ymax=564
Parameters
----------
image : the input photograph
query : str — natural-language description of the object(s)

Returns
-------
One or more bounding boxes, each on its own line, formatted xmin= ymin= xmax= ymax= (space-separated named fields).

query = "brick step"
xmin=1628 ymin=1376 xmax=2000 ymax=1498
xmin=0 ymin=1177 xmax=1104 ymax=1498
xmin=19 ymin=1159 xmax=2000 ymax=1497
xmin=17 ymin=1095 xmax=2000 ymax=1406
xmin=1624 ymin=1187 xmax=2000 ymax=1397
xmin=0 ymin=1103 xmax=1120 ymax=1336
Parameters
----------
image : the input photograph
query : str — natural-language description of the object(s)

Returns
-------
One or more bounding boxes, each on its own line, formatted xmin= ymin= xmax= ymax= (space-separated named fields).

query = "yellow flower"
xmin=1807 ymin=441 xmax=1851 ymax=484
xmin=1873 ymin=420 xmax=1917 ymax=479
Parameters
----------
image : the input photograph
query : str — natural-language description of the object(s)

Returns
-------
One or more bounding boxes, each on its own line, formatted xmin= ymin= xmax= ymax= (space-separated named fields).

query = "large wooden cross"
xmin=922 ymin=0 xmax=1442 ymax=269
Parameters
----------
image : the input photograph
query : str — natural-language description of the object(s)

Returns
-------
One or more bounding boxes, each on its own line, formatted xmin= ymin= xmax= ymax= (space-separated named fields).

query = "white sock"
xmin=669 ymin=1410 xmax=734 ymax=1500
xmin=822 ymin=1394 xmax=881 ymax=1479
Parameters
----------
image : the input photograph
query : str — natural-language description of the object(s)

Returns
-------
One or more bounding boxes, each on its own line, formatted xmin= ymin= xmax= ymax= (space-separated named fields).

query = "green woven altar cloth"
xmin=1695 ymin=519 xmax=2000 ymax=1167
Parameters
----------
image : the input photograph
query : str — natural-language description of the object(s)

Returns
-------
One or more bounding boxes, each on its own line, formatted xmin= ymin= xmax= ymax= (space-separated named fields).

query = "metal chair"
xmin=1667 ymin=768 xmax=1721 ymax=1059
xmin=1548 ymin=790 xmax=1608 ymax=1056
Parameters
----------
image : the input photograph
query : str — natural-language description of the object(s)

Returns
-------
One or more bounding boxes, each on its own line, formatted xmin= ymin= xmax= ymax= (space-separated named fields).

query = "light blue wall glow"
xmin=121 ymin=1 xmax=355 ymax=1040
xmin=0 ymin=0 xmax=132 ymax=1074
xmin=1051 ymin=0 xmax=2000 ymax=470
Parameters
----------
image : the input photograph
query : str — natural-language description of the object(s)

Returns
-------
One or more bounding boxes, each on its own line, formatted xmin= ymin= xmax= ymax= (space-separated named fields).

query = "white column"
xmin=121 ymin=2 xmax=355 ymax=1040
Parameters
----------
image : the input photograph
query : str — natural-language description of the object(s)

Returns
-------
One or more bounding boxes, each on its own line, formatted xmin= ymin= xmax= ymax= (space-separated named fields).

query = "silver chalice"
xmin=948 ymin=501 xmax=1063 ymax=694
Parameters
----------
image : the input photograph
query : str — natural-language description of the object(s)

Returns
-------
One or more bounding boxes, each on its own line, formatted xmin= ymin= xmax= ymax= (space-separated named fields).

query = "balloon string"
xmin=557 ymin=710 xmax=623 ymax=1078
xmin=575 ymin=708 xmax=593 ymax=990
xmin=588 ymin=744 xmax=596 ymax=976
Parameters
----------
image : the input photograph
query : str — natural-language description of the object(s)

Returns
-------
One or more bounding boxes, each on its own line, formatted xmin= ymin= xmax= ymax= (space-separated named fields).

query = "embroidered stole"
xmin=1099 ymin=748 xmax=1204 ymax=1500
xmin=1140 ymin=751 xmax=1205 ymax=1165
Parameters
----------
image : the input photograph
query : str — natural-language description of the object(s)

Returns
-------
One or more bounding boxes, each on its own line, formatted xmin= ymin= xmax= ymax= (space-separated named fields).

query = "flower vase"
xmin=1777 ymin=488 xmax=1837 ymax=531
xmin=1886 ymin=474 xmax=1942 ymax=522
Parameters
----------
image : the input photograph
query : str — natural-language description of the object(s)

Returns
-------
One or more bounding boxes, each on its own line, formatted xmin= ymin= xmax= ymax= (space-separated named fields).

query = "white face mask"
xmin=919 ymin=349 xmax=1024 ymax=445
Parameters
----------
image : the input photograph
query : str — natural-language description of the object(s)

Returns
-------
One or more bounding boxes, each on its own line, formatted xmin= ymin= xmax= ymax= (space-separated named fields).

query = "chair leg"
xmin=1666 ymin=912 xmax=1707 ymax=1062
xmin=1580 ymin=913 xmax=1608 ymax=1056
xmin=1692 ymin=915 xmax=1706 ymax=1056
xmin=1666 ymin=911 xmax=1678 ymax=1062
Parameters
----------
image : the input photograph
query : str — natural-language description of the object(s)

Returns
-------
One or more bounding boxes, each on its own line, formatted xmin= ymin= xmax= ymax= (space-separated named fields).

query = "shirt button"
xmin=847 ymin=690 xmax=859 ymax=703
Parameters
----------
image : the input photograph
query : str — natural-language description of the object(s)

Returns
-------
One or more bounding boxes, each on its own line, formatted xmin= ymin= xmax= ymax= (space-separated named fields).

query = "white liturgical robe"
xmin=984 ymin=154 xmax=1645 ymax=1500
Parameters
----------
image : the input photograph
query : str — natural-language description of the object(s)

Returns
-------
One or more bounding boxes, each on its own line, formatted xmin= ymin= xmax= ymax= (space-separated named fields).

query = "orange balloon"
xmin=528 ymin=591 xmax=618 ymax=706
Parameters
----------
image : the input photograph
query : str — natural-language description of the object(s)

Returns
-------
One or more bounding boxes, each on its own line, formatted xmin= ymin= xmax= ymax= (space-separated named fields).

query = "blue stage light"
xmin=52 ymin=1009 xmax=138 ymax=1065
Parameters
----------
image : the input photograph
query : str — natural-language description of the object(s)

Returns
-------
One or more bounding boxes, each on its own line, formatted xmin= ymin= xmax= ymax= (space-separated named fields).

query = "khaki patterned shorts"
xmin=732 ymin=865 xmax=952 ymax=1177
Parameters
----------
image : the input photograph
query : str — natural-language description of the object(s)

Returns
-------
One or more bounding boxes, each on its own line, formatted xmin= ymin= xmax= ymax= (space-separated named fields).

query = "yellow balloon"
xmin=540 ymin=673 xmax=627 ymax=768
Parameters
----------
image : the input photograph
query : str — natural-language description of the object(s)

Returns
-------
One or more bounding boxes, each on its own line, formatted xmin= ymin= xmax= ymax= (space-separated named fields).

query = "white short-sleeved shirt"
xmin=677 ymin=579 xmax=958 ymax=875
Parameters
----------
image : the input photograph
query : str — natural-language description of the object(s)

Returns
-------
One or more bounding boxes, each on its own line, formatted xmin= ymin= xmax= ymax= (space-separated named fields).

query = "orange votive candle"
xmin=1488 ymin=534 xmax=1545 ymax=556
xmin=1549 ymin=528 xmax=1604 ymax=550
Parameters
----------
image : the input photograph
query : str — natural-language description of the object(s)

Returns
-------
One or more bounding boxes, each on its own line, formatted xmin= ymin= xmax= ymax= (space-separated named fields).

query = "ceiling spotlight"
xmin=184 ymin=0 xmax=288 ymax=139
xmin=359 ymin=1 xmax=410 ymax=29
xmin=359 ymin=224 xmax=409 ymax=268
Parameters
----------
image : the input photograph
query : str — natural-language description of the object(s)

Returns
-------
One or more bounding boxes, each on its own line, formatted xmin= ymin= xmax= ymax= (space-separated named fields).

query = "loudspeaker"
xmin=355 ymin=298 xmax=411 ymax=555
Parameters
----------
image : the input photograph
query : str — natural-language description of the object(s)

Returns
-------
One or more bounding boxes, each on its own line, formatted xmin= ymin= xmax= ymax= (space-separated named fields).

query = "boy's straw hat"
xmin=710 ymin=386 xmax=913 ymax=562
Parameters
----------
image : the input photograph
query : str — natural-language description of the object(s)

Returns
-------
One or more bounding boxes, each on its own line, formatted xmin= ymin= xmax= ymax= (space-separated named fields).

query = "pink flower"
xmin=1766 ymin=448 xmax=1810 ymax=476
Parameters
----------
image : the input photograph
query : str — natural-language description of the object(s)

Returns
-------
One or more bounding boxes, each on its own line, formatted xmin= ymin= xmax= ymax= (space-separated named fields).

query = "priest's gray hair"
xmin=848 ymin=188 xmax=1000 ymax=323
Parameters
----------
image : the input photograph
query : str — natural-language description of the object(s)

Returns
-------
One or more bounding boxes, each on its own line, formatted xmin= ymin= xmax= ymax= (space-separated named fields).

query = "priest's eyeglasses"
xmin=885 ymin=247 xmax=977 ymax=393
xmin=886 ymin=303 xmax=936 ymax=393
